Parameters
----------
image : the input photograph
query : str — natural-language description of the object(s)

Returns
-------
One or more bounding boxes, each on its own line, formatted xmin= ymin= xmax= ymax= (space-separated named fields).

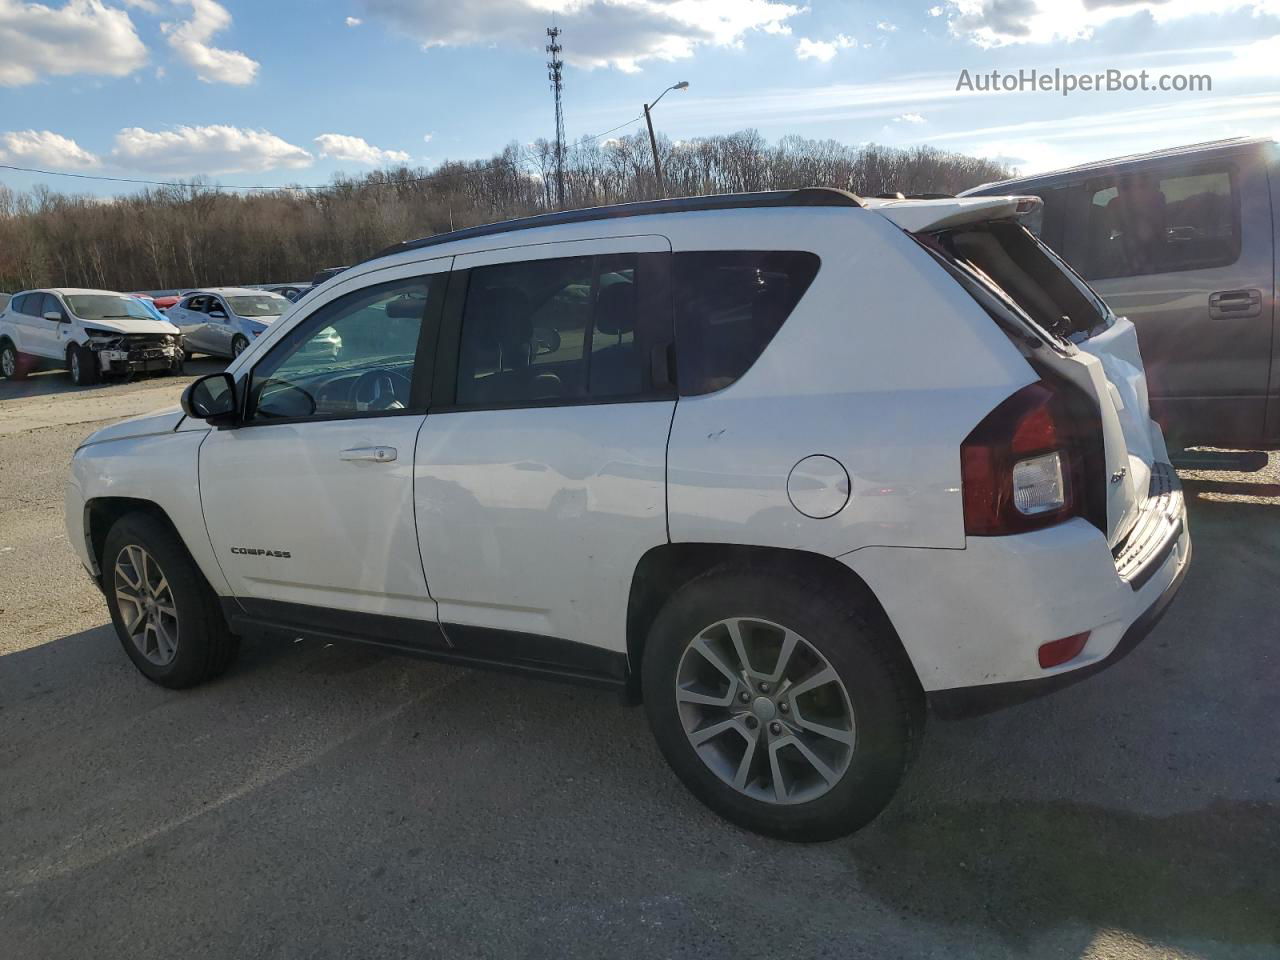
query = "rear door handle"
xmin=1208 ymin=288 xmax=1262 ymax=320
xmin=339 ymin=445 xmax=398 ymax=463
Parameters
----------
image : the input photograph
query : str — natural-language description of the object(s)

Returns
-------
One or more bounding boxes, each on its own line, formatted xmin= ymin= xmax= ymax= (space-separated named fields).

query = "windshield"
xmin=228 ymin=294 xmax=289 ymax=318
xmin=66 ymin=295 xmax=155 ymax=322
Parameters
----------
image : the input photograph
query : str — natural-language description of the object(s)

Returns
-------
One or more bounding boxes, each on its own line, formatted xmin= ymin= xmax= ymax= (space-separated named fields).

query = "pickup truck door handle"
xmin=339 ymin=445 xmax=398 ymax=463
xmin=1208 ymin=289 xmax=1262 ymax=320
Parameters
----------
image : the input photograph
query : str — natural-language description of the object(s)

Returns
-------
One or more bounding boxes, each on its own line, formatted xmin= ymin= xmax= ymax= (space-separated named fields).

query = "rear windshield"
xmin=66 ymin=295 xmax=156 ymax=322
xmin=927 ymin=221 xmax=1109 ymax=341
xmin=228 ymin=295 xmax=289 ymax=317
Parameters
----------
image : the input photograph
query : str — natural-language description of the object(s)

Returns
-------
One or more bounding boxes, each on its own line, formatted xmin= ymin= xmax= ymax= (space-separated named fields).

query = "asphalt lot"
xmin=1 ymin=367 xmax=1277 ymax=960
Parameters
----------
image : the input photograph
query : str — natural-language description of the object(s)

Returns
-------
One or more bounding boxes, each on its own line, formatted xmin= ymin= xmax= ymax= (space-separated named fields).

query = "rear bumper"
xmin=839 ymin=463 xmax=1191 ymax=715
xmin=928 ymin=531 xmax=1191 ymax=718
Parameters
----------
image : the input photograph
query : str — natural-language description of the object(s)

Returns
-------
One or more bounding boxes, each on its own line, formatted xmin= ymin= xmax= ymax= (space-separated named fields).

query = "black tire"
xmin=102 ymin=512 xmax=240 ymax=688
xmin=642 ymin=569 xmax=922 ymax=842
xmin=231 ymin=335 xmax=249 ymax=358
xmin=1 ymin=338 xmax=29 ymax=380
xmin=67 ymin=343 xmax=99 ymax=386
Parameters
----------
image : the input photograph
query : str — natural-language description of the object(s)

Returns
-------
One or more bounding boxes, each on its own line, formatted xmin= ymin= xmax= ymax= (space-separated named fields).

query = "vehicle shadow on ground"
xmin=850 ymin=797 xmax=1279 ymax=950
xmin=0 ymin=357 xmax=226 ymax=403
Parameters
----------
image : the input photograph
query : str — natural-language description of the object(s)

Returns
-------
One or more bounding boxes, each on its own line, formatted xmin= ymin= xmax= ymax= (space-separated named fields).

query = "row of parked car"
xmin=0 ymin=267 xmax=348 ymax=385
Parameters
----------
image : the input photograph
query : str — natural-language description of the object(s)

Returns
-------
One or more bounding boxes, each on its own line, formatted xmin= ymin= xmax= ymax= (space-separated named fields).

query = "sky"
xmin=1 ymin=0 xmax=1279 ymax=197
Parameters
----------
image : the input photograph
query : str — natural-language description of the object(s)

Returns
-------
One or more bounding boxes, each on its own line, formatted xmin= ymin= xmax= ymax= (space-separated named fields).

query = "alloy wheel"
xmin=113 ymin=544 xmax=180 ymax=666
xmin=70 ymin=350 xmax=81 ymax=383
xmin=675 ymin=617 xmax=856 ymax=805
xmin=1 ymin=348 xmax=14 ymax=378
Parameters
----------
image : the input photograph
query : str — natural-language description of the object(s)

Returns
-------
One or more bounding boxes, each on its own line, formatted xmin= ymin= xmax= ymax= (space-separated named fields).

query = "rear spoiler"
xmin=863 ymin=195 xmax=1042 ymax=233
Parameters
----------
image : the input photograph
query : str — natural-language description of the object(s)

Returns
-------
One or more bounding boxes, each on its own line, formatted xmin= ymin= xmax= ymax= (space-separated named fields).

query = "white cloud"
xmin=895 ymin=112 xmax=926 ymax=124
xmin=928 ymin=5 xmax=944 ymax=15
xmin=422 ymin=132 xmax=434 ymax=143
xmin=345 ymin=15 xmax=362 ymax=26
xmin=162 ymin=0 xmax=259 ymax=84
xmin=111 ymin=125 xmax=312 ymax=173
xmin=939 ymin=0 xmax=1280 ymax=47
xmin=795 ymin=33 xmax=855 ymax=62
xmin=0 ymin=0 xmax=148 ymax=86
xmin=0 ymin=129 xmax=100 ymax=169
xmin=359 ymin=0 xmax=802 ymax=71
xmin=314 ymin=133 xmax=411 ymax=166
xmin=876 ymin=19 xmax=897 ymax=32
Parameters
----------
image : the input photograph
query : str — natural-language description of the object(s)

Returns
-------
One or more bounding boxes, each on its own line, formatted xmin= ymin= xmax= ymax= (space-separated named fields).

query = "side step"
xmin=1170 ymin=449 xmax=1270 ymax=473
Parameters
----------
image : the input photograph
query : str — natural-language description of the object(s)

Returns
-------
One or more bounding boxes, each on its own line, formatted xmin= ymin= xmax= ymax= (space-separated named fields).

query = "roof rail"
xmin=368 ymin=187 xmax=863 ymax=262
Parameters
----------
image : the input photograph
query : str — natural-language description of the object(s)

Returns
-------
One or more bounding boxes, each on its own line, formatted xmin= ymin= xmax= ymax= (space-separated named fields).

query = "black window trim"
xmin=1070 ymin=160 xmax=1243 ymax=281
xmin=432 ymin=252 xmax=677 ymax=414
xmin=231 ymin=271 xmax=448 ymax=429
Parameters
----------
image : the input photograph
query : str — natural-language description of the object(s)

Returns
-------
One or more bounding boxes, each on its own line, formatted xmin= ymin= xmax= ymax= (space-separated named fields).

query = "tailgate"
xmin=897 ymin=201 xmax=1164 ymax=546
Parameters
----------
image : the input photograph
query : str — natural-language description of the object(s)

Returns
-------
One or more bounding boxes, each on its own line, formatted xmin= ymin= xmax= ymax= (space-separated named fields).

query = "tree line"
xmin=0 ymin=130 xmax=1011 ymax=293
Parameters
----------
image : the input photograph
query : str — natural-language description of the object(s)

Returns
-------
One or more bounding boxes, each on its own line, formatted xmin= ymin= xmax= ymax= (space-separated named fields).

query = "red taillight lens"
xmin=961 ymin=382 xmax=1079 ymax=536
xmin=1038 ymin=632 xmax=1089 ymax=669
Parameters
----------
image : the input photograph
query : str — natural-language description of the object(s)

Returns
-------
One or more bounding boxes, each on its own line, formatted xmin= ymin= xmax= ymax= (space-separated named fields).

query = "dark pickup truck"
xmin=965 ymin=136 xmax=1279 ymax=451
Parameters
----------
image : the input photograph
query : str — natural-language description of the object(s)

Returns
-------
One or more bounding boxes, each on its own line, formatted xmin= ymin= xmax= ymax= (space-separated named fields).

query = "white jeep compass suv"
xmin=65 ymin=189 xmax=1190 ymax=841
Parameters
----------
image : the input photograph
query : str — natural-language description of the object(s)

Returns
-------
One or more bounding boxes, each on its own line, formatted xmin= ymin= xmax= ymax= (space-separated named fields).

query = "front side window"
xmin=455 ymin=253 xmax=652 ymax=407
xmin=65 ymin=294 xmax=155 ymax=322
xmin=247 ymin=275 xmax=441 ymax=423
xmin=1072 ymin=167 xmax=1240 ymax=280
xmin=673 ymin=251 xmax=821 ymax=396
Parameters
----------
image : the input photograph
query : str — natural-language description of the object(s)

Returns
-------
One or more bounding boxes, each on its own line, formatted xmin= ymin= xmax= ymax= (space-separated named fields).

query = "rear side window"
xmin=455 ymin=253 xmax=659 ymax=408
xmin=673 ymin=251 xmax=820 ymax=396
xmin=10 ymin=293 xmax=30 ymax=314
xmin=1068 ymin=167 xmax=1240 ymax=280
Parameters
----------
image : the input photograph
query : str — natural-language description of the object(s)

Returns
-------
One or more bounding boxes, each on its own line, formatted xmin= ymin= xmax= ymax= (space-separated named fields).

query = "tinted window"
xmin=673 ymin=251 xmax=820 ymax=396
xmin=66 ymin=295 xmax=153 ymax=321
xmin=248 ymin=275 xmax=441 ymax=422
xmin=228 ymin=294 xmax=289 ymax=317
xmin=455 ymin=253 xmax=651 ymax=407
xmin=1070 ymin=168 xmax=1240 ymax=280
xmin=10 ymin=293 xmax=29 ymax=314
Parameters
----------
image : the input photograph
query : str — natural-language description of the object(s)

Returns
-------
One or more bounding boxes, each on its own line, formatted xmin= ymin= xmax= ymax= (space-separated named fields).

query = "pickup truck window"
xmin=1067 ymin=167 xmax=1240 ymax=280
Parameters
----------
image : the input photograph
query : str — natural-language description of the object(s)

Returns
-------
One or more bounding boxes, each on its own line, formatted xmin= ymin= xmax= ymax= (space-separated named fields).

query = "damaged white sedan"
xmin=0 ymin=288 xmax=184 ymax=386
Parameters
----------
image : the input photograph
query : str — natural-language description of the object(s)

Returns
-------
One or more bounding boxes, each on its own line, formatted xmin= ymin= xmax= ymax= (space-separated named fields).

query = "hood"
xmin=78 ymin=405 xmax=186 ymax=448
xmin=83 ymin=315 xmax=180 ymax=336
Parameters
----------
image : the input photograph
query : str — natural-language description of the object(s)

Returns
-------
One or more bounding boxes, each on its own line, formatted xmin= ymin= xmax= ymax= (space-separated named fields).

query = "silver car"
xmin=168 ymin=287 xmax=341 ymax=360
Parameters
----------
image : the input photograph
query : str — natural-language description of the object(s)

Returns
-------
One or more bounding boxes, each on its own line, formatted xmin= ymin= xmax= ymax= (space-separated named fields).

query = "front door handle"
xmin=1208 ymin=288 xmax=1262 ymax=320
xmin=339 ymin=445 xmax=398 ymax=463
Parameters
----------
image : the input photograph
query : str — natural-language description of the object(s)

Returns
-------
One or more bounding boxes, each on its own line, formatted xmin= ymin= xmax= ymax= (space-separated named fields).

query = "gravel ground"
xmin=1 ymin=370 xmax=1277 ymax=960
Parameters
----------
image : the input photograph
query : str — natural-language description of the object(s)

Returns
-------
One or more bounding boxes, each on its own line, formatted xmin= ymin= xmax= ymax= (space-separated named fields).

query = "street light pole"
xmin=643 ymin=81 xmax=688 ymax=198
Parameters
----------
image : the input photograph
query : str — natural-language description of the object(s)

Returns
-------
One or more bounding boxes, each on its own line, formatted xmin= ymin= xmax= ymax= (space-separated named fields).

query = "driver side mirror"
xmin=43 ymin=311 xmax=67 ymax=323
xmin=181 ymin=372 xmax=238 ymax=425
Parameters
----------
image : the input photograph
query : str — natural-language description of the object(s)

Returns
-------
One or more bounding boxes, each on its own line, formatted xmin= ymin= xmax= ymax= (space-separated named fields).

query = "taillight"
xmin=960 ymin=382 xmax=1081 ymax=535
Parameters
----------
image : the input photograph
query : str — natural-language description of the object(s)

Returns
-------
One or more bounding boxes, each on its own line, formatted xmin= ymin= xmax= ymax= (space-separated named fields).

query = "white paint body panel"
xmin=65 ymin=200 xmax=1187 ymax=698
xmin=415 ymin=236 xmax=673 ymax=650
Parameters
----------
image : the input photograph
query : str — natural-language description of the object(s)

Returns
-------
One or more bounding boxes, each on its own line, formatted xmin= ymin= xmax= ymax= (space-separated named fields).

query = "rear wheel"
xmin=103 ymin=512 xmax=239 ymax=688
xmin=1 ymin=339 xmax=28 ymax=380
xmin=68 ymin=343 xmax=99 ymax=386
xmin=643 ymin=569 xmax=922 ymax=842
xmin=231 ymin=335 xmax=249 ymax=358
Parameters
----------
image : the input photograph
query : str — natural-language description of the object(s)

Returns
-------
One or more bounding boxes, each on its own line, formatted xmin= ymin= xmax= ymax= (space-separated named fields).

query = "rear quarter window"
xmin=673 ymin=251 xmax=820 ymax=396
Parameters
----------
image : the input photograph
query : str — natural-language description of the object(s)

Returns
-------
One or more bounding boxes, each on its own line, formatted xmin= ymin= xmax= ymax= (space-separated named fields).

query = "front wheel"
xmin=103 ymin=512 xmax=240 ymax=688
xmin=643 ymin=570 xmax=922 ymax=842
xmin=68 ymin=343 xmax=99 ymax=386
xmin=231 ymin=335 xmax=249 ymax=358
